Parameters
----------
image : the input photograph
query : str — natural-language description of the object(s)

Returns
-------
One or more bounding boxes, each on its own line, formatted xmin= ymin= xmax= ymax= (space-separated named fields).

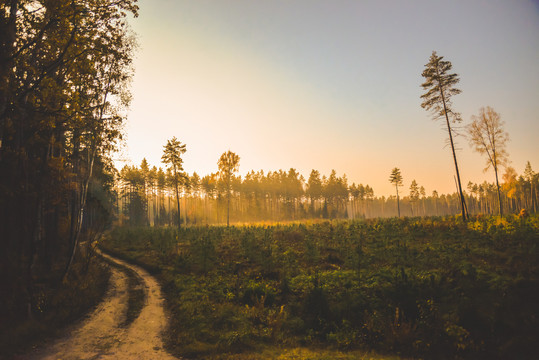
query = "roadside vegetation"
xmin=100 ymin=215 xmax=539 ymax=359
xmin=0 ymin=0 xmax=136 ymax=356
xmin=0 ymin=246 xmax=110 ymax=358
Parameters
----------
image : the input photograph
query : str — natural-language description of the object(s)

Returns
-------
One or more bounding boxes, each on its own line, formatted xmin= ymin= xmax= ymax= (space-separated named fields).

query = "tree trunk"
xmin=396 ymin=185 xmax=400 ymax=218
xmin=0 ymin=0 xmax=18 ymax=151
xmin=63 ymin=142 xmax=97 ymax=281
xmin=494 ymin=166 xmax=503 ymax=216
xmin=175 ymin=179 xmax=181 ymax=231
xmin=445 ymin=118 xmax=467 ymax=220
xmin=437 ymin=70 xmax=467 ymax=221
xmin=226 ymin=190 xmax=230 ymax=227
xmin=531 ymin=182 xmax=536 ymax=213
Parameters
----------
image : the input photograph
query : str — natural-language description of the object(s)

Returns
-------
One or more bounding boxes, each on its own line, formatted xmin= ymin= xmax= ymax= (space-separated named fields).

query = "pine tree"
xmin=389 ymin=168 xmax=403 ymax=217
xmin=421 ymin=51 xmax=468 ymax=220
xmin=409 ymin=180 xmax=420 ymax=216
xmin=218 ymin=150 xmax=240 ymax=227
xmin=162 ymin=137 xmax=187 ymax=230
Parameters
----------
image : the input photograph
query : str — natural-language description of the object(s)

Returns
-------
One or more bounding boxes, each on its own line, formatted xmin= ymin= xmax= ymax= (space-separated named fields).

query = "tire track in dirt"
xmin=26 ymin=250 xmax=179 ymax=360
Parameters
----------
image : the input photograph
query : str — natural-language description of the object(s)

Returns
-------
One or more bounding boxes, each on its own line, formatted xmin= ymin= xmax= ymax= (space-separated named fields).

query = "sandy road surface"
xmin=26 ymin=251 xmax=179 ymax=360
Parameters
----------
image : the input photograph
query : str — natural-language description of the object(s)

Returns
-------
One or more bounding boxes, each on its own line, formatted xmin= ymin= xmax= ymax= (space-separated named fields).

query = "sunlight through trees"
xmin=218 ymin=151 xmax=240 ymax=227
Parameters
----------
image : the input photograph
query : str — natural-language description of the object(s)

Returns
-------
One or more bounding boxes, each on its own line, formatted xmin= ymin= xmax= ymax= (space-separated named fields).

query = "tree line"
xmin=117 ymin=50 xmax=533 ymax=228
xmin=118 ymin=157 xmax=354 ymax=226
xmin=117 ymin=154 xmax=538 ymax=227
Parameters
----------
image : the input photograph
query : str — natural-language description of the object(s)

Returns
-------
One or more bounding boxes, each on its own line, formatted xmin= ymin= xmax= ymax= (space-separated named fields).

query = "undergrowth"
xmin=101 ymin=215 xmax=539 ymax=359
xmin=0 ymin=247 xmax=111 ymax=359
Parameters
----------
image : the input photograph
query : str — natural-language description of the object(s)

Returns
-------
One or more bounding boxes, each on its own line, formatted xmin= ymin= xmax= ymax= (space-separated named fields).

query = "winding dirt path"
xmin=26 ymin=251 xmax=179 ymax=360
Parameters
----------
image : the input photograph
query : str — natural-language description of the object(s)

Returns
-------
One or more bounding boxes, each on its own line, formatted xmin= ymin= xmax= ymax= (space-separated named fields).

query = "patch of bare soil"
xmin=25 ymin=251 xmax=179 ymax=360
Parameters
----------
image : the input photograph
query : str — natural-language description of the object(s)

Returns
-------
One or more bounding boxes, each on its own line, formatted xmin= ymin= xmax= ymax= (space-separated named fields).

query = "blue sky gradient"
xmin=120 ymin=0 xmax=539 ymax=196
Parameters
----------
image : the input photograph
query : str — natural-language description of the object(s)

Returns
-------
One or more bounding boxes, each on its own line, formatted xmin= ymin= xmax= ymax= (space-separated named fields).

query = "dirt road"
xmin=26 ymin=251 xmax=178 ymax=360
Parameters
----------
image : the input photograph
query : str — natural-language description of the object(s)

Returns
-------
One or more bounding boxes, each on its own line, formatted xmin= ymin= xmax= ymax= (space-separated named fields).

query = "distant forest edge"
xmin=117 ymin=159 xmax=538 ymax=227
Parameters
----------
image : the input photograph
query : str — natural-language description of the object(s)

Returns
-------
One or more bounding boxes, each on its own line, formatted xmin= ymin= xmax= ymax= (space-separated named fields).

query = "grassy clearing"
xmin=101 ymin=215 xmax=539 ymax=359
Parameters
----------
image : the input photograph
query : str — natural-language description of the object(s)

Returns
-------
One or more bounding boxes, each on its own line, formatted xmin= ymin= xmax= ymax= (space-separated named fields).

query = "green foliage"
xmin=102 ymin=215 xmax=539 ymax=359
xmin=0 ymin=0 xmax=137 ymax=328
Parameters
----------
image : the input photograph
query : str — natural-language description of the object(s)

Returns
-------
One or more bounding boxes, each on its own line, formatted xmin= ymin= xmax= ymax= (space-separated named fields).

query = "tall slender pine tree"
xmin=421 ymin=51 xmax=468 ymax=220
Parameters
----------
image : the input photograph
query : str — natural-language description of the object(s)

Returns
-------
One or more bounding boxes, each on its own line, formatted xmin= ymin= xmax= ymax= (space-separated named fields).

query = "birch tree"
xmin=467 ymin=106 xmax=509 ymax=215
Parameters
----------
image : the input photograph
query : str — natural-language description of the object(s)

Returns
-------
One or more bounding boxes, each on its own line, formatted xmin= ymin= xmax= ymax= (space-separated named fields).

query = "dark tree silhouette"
xmin=162 ymin=137 xmax=187 ymax=230
xmin=421 ymin=51 xmax=468 ymax=220
xmin=389 ymin=168 xmax=403 ymax=217
xmin=0 ymin=0 xmax=138 ymax=318
xmin=409 ymin=180 xmax=420 ymax=216
xmin=218 ymin=150 xmax=240 ymax=227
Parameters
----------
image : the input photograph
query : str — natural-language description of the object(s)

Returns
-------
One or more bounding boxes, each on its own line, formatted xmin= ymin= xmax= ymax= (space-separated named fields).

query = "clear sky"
xmin=118 ymin=0 xmax=539 ymax=196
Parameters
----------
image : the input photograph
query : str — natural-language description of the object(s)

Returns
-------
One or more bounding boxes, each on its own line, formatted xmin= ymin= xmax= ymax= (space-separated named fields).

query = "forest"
xmin=0 ymin=0 xmax=138 ymax=355
xmin=116 ymin=158 xmax=538 ymax=226
xmin=1 ymin=1 xmax=538 ymax=359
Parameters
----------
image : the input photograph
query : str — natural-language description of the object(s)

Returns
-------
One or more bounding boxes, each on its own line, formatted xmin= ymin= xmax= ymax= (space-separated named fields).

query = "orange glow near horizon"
xmin=117 ymin=0 xmax=539 ymax=197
